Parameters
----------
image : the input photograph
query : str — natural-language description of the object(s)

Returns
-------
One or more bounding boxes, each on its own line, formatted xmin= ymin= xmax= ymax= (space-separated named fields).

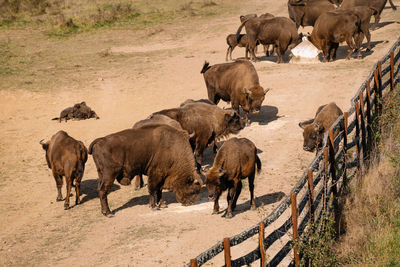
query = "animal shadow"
xmin=249 ymin=105 xmax=280 ymax=125
xmin=359 ymin=40 xmax=386 ymax=58
xmin=113 ymin=190 xmax=180 ymax=214
xmin=226 ymin=191 xmax=286 ymax=218
xmin=372 ymin=21 xmax=398 ymax=30
xmin=79 ymin=178 xmax=121 ymax=204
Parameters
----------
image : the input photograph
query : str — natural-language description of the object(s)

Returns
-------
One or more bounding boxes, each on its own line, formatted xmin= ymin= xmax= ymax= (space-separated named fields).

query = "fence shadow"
xmin=249 ymin=105 xmax=280 ymax=125
xmin=80 ymin=178 xmax=121 ymax=204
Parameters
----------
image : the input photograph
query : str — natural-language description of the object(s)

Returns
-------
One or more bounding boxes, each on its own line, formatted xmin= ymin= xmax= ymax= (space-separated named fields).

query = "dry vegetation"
xmin=334 ymin=87 xmax=400 ymax=265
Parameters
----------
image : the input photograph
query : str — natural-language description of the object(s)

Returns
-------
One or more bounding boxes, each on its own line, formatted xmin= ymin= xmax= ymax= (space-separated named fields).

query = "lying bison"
xmin=202 ymin=137 xmax=261 ymax=218
xmin=309 ymin=10 xmax=362 ymax=61
xmin=52 ymin=101 xmax=99 ymax=122
xmin=288 ymin=0 xmax=336 ymax=28
xmin=299 ymin=102 xmax=343 ymax=153
xmin=341 ymin=0 xmax=397 ymax=29
xmin=89 ymin=124 xmax=202 ymax=216
xmin=201 ymin=60 xmax=269 ymax=125
xmin=236 ymin=16 xmax=302 ymax=63
xmin=153 ymin=101 xmax=245 ymax=167
xmin=130 ymin=114 xmax=190 ymax=190
xmin=40 ymin=130 xmax=88 ymax=210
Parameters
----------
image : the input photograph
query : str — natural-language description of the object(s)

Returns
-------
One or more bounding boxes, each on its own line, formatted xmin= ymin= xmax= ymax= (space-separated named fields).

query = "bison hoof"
xmin=225 ymin=213 xmax=233 ymax=218
xmin=158 ymin=200 xmax=168 ymax=208
xmin=64 ymin=204 xmax=70 ymax=210
xmin=212 ymin=210 xmax=218 ymax=215
xmin=102 ymin=210 xmax=114 ymax=217
xmin=251 ymin=205 xmax=256 ymax=210
xmin=151 ymin=206 xmax=160 ymax=211
xmin=56 ymin=197 xmax=63 ymax=202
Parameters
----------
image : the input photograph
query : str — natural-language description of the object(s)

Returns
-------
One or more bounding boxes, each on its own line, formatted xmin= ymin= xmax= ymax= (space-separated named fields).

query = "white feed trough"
xmin=290 ymin=36 xmax=320 ymax=63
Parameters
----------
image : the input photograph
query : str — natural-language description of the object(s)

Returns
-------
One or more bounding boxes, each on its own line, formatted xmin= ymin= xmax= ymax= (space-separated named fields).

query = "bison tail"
xmin=255 ymin=154 xmax=262 ymax=174
xmin=200 ymin=61 xmax=211 ymax=74
xmin=235 ymin=19 xmax=247 ymax=42
xmin=52 ymin=117 xmax=59 ymax=121
xmin=88 ymin=138 xmax=101 ymax=155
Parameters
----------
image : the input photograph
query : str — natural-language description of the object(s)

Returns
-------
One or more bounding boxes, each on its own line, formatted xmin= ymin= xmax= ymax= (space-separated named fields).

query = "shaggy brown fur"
xmin=89 ymin=125 xmax=202 ymax=216
xmin=40 ymin=131 xmax=88 ymax=210
xmin=52 ymin=101 xmax=99 ymax=122
xmin=203 ymin=137 xmax=261 ymax=218
xmin=201 ymin=60 xmax=269 ymax=125
xmin=288 ymin=0 xmax=336 ymax=28
xmin=299 ymin=102 xmax=343 ymax=153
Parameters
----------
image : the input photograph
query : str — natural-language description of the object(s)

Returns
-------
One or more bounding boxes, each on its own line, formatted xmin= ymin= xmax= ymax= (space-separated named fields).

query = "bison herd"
xmin=41 ymin=0 xmax=396 ymax=218
xmin=229 ymin=0 xmax=396 ymax=62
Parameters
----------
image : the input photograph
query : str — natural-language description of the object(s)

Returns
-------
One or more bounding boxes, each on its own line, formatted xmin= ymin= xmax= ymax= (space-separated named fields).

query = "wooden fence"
xmin=185 ymin=37 xmax=400 ymax=267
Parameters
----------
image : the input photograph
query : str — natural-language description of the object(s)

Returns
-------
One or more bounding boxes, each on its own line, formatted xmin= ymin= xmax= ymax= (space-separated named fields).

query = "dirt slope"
xmin=0 ymin=0 xmax=399 ymax=266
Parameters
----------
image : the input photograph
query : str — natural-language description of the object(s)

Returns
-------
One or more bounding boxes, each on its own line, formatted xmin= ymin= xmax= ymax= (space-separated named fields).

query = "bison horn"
xmin=264 ymin=88 xmax=270 ymax=95
xmin=218 ymin=168 xmax=226 ymax=176
xmin=39 ymin=139 xmax=45 ymax=145
xmin=188 ymin=132 xmax=195 ymax=138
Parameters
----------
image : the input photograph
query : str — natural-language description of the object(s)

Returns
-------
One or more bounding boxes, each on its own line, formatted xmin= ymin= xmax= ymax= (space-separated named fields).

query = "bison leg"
xmin=64 ymin=175 xmax=72 ymax=209
xmin=156 ymin=189 xmax=167 ymax=208
xmin=134 ymin=175 xmax=144 ymax=190
xmin=97 ymin=172 xmax=116 ymax=216
xmin=52 ymin=171 xmax=63 ymax=201
xmin=389 ymin=0 xmax=397 ymax=10
xmin=248 ymin=173 xmax=256 ymax=210
xmin=225 ymin=186 xmax=236 ymax=218
xmin=212 ymin=194 xmax=220 ymax=214
xmin=245 ymin=46 xmax=249 ymax=60
xmin=75 ymin=176 xmax=82 ymax=205
xmin=346 ymin=36 xmax=354 ymax=60
xmin=231 ymin=181 xmax=242 ymax=212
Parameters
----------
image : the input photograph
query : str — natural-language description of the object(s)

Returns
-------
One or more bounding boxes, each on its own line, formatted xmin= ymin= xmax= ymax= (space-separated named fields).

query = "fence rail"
xmin=186 ymin=37 xmax=400 ymax=267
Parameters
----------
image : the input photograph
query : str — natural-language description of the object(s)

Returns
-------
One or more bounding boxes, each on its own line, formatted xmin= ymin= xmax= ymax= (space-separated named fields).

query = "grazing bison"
xmin=338 ymin=6 xmax=378 ymax=51
xmin=236 ymin=16 xmax=302 ymax=63
xmin=201 ymin=60 xmax=269 ymax=124
xmin=153 ymin=101 xmax=246 ymax=167
xmin=299 ymin=102 xmax=343 ymax=153
xmin=202 ymin=137 xmax=261 ymax=218
xmin=288 ymin=0 xmax=336 ymax=28
xmin=52 ymin=101 xmax=99 ymax=122
xmin=89 ymin=125 xmax=202 ymax=216
xmin=40 ymin=130 xmax=88 ymax=209
xmin=309 ymin=10 xmax=362 ymax=61
xmin=130 ymin=114 xmax=189 ymax=190
xmin=341 ymin=0 xmax=397 ymax=29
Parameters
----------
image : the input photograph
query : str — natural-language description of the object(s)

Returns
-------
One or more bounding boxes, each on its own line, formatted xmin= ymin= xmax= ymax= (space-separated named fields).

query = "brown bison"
xmin=40 ymin=130 xmax=88 ymax=209
xmin=226 ymin=34 xmax=251 ymax=61
xmin=338 ymin=6 xmax=378 ymax=51
xmin=299 ymin=102 xmax=343 ymax=153
xmin=341 ymin=0 xmax=397 ymax=29
xmin=202 ymin=137 xmax=261 ymax=218
xmin=236 ymin=16 xmax=302 ymax=63
xmin=52 ymin=101 xmax=99 ymax=122
xmin=288 ymin=0 xmax=336 ymax=28
xmin=153 ymin=101 xmax=246 ymax=167
xmin=130 ymin=114 xmax=189 ymax=190
xmin=201 ymin=60 xmax=269 ymax=125
xmin=309 ymin=10 xmax=362 ymax=61
xmin=89 ymin=125 xmax=202 ymax=216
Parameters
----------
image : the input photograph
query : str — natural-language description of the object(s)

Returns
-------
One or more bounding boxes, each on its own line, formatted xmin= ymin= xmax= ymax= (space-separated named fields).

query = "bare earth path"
xmin=0 ymin=0 xmax=399 ymax=266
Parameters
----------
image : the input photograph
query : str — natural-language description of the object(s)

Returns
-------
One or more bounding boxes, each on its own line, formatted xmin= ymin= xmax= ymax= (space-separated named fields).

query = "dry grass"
xmin=334 ymin=87 xmax=400 ymax=265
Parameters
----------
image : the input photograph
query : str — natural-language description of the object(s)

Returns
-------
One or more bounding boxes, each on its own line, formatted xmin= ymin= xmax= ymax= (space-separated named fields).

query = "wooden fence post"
xmin=391 ymin=51 xmax=394 ymax=91
xmin=224 ymin=237 xmax=232 ymax=267
xmin=359 ymin=92 xmax=368 ymax=161
xmin=374 ymin=69 xmax=380 ymax=116
xmin=291 ymin=193 xmax=300 ymax=267
xmin=323 ymin=147 xmax=329 ymax=212
xmin=355 ymin=101 xmax=361 ymax=174
xmin=378 ymin=61 xmax=383 ymax=115
xmin=307 ymin=170 xmax=315 ymax=224
xmin=366 ymin=81 xmax=372 ymax=150
xmin=190 ymin=259 xmax=198 ymax=267
xmin=343 ymin=112 xmax=348 ymax=187
xmin=259 ymin=223 xmax=266 ymax=267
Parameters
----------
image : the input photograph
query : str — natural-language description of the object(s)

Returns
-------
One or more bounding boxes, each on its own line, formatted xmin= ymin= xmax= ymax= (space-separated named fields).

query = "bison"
xmin=89 ymin=124 xmax=202 ymax=216
xmin=341 ymin=0 xmax=397 ymax=29
xmin=226 ymin=34 xmax=251 ymax=61
xmin=288 ymin=0 xmax=336 ymax=28
xmin=40 ymin=130 xmax=88 ymax=210
xmin=52 ymin=101 xmax=99 ymax=122
xmin=236 ymin=16 xmax=302 ymax=63
xmin=202 ymin=137 xmax=261 ymax=218
xmin=130 ymin=114 xmax=190 ymax=190
xmin=201 ymin=60 xmax=269 ymax=125
xmin=299 ymin=102 xmax=343 ymax=153
xmin=309 ymin=10 xmax=362 ymax=61
xmin=153 ymin=101 xmax=246 ymax=167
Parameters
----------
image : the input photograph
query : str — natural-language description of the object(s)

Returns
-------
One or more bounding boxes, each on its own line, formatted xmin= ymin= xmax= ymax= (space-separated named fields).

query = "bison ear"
xmin=39 ymin=139 xmax=49 ymax=150
xmin=314 ymin=122 xmax=324 ymax=133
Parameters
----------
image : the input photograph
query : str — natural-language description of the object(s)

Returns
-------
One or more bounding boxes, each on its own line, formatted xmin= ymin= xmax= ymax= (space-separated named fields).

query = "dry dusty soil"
xmin=1 ymin=0 xmax=399 ymax=266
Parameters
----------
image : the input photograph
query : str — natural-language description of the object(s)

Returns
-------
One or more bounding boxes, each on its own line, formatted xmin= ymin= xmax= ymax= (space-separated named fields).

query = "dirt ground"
xmin=0 ymin=0 xmax=399 ymax=266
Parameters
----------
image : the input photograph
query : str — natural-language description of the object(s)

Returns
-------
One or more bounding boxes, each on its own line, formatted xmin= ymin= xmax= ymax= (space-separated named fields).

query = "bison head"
xmin=224 ymin=110 xmax=246 ymax=134
xmin=203 ymin=167 xmax=226 ymax=201
xmin=175 ymin=173 xmax=202 ymax=206
xmin=248 ymin=86 xmax=269 ymax=114
xmin=39 ymin=139 xmax=52 ymax=169
xmin=299 ymin=121 xmax=323 ymax=152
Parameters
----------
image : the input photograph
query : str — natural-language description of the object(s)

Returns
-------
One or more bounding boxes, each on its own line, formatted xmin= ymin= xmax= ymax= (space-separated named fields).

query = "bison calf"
xmin=203 ymin=137 xmax=261 ymax=218
xmin=40 ymin=130 xmax=88 ymax=209
xmin=299 ymin=102 xmax=343 ymax=153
